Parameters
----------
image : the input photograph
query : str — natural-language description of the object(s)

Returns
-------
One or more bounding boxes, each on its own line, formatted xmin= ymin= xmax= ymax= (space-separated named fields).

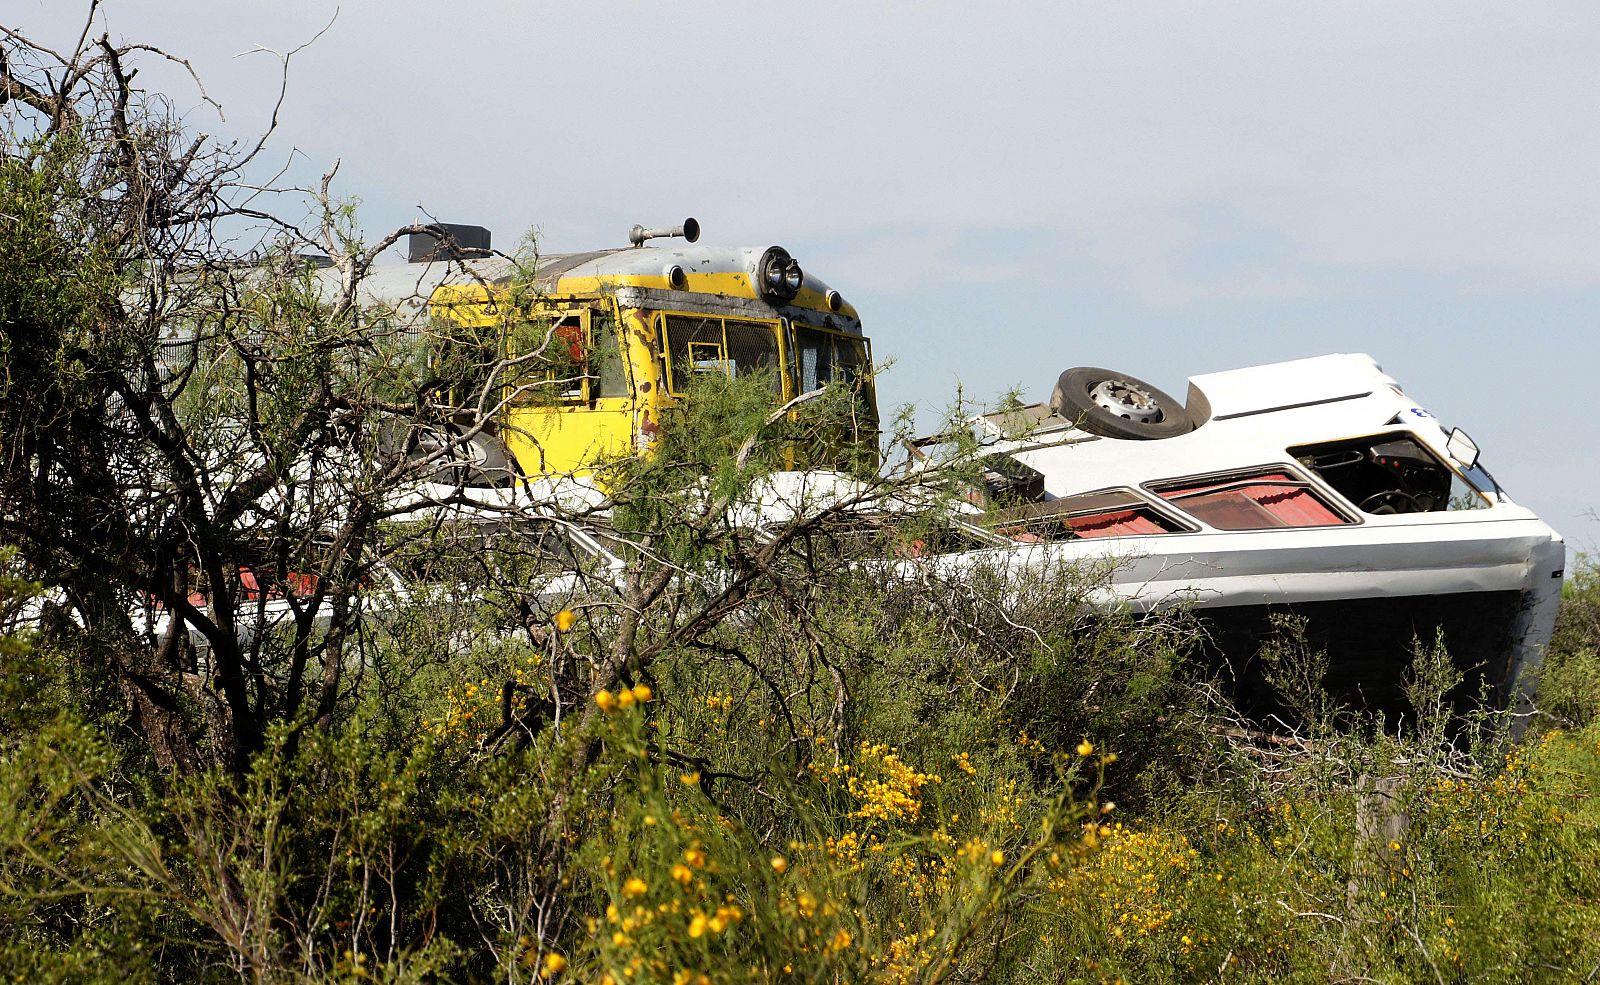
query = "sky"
xmin=12 ymin=1 xmax=1600 ymax=554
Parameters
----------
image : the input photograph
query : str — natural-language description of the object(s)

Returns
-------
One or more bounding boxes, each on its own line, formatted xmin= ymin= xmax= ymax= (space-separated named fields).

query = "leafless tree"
xmin=0 ymin=11 xmax=579 ymax=774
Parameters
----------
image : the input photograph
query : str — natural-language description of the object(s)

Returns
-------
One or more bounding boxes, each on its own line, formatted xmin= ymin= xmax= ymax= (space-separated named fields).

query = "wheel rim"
xmin=1088 ymin=378 xmax=1164 ymax=424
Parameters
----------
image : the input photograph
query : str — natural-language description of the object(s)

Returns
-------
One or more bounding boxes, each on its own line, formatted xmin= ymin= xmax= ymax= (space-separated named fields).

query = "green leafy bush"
xmin=1540 ymin=557 xmax=1600 ymax=727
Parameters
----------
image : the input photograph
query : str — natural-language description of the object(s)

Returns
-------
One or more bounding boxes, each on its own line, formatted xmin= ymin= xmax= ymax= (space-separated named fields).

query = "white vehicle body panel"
xmin=933 ymin=516 xmax=1558 ymax=612
xmin=132 ymin=479 xmax=625 ymax=657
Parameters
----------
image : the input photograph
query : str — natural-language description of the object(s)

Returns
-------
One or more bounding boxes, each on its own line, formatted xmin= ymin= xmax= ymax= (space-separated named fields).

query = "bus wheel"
xmin=1049 ymin=366 xmax=1194 ymax=440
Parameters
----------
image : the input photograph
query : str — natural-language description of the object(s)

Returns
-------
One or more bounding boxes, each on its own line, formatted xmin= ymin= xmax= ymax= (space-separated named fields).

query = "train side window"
xmin=794 ymin=326 xmax=836 ymax=392
xmin=591 ymin=309 xmax=629 ymax=398
xmin=506 ymin=310 xmax=591 ymax=404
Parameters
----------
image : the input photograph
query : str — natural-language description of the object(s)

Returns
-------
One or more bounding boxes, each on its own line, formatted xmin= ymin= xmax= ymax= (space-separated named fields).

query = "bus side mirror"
xmin=1446 ymin=427 xmax=1480 ymax=469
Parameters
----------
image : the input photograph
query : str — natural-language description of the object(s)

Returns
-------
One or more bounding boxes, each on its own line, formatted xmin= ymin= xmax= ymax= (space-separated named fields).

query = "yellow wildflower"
xmin=622 ymin=877 xmax=648 ymax=898
xmin=541 ymin=951 xmax=568 ymax=977
xmin=770 ymin=855 xmax=788 ymax=874
xmin=554 ymin=609 xmax=577 ymax=632
xmin=1077 ymin=739 xmax=1094 ymax=757
xmin=595 ymin=690 xmax=618 ymax=713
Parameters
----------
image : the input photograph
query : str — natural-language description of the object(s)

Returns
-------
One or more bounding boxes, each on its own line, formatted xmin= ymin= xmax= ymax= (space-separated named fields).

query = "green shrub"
xmin=1540 ymin=558 xmax=1600 ymax=727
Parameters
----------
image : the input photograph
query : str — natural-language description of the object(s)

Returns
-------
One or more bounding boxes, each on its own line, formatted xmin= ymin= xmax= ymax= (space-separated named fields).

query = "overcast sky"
xmin=14 ymin=1 xmax=1600 ymax=553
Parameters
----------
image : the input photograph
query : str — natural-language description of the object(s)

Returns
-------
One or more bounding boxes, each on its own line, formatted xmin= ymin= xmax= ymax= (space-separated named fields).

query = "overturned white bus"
xmin=901 ymin=353 xmax=1565 ymax=723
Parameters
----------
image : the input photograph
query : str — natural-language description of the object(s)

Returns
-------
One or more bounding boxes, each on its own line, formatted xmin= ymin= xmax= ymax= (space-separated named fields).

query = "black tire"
xmin=1049 ymin=366 xmax=1195 ymax=440
xmin=381 ymin=420 xmax=519 ymax=487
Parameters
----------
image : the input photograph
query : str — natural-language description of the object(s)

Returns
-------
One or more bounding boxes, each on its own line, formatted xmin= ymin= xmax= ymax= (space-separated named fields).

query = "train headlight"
xmin=757 ymin=246 xmax=803 ymax=303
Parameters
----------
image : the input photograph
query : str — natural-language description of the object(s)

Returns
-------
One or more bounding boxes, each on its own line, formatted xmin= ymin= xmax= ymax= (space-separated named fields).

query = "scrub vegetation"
xmin=5 ymin=22 xmax=1600 ymax=985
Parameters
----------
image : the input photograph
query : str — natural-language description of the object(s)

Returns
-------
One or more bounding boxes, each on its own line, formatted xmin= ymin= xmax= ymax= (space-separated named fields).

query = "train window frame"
xmin=505 ymin=306 xmax=593 ymax=406
xmin=789 ymin=321 xmax=872 ymax=397
xmin=660 ymin=311 xmax=784 ymax=397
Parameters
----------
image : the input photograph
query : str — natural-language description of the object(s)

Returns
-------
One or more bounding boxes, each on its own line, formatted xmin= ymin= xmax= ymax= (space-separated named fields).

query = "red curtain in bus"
xmin=1246 ymin=486 xmax=1344 ymax=526
xmin=1066 ymin=509 xmax=1169 ymax=538
xmin=1158 ymin=473 xmax=1345 ymax=529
